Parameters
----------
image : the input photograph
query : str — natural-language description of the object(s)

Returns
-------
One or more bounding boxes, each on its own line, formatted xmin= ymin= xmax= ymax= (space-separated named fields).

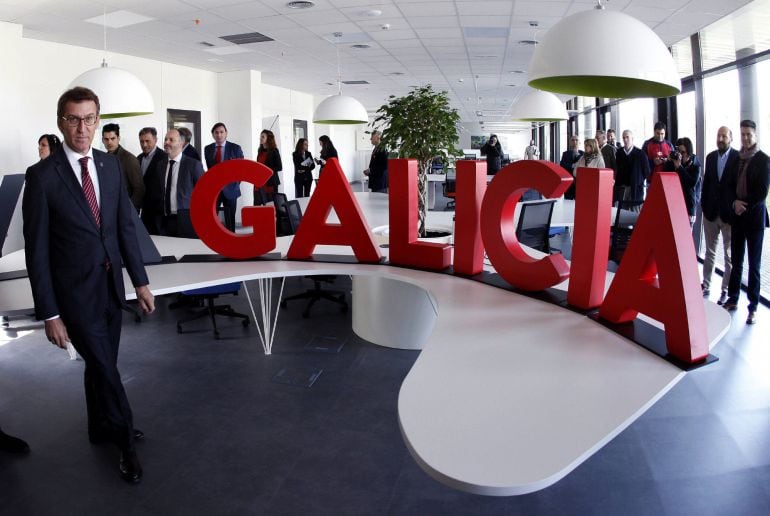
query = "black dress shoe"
xmin=717 ymin=292 xmax=728 ymax=305
xmin=0 ymin=429 xmax=30 ymax=454
xmin=90 ymin=428 xmax=145 ymax=445
xmin=119 ymin=450 xmax=143 ymax=483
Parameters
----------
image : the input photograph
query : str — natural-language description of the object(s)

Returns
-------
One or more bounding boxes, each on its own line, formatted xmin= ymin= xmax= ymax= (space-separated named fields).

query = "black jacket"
xmin=663 ymin=155 xmax=701 ymax=216
xmin=725 ymin=148 xmax=770 ymax=228
xmin=368 ymin=146 xmax=389 ymax=191
xmin=701 ymin=148 xmax=739 ymax=222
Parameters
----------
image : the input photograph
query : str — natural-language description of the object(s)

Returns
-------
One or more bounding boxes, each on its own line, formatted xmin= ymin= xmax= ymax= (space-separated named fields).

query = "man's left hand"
xmin=136 ymin=285 xmax=155 ymax=315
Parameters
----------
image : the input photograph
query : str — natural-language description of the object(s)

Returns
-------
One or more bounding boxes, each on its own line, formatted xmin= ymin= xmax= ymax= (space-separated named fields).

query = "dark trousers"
xmin=294 ymin=174 xmax=312 ymax=198
xmin=728 ymin=215 xmax=765 ymax=311
xmin=67 ymin=278 xmax=134 ymax=451
xmin=218 ymin=193 xmax=237 ymax=232
xmin=161 ymin=210 xmax=196 ymax=239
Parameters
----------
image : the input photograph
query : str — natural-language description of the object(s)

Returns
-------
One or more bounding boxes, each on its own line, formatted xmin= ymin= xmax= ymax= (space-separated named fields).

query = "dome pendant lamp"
xmin=527 ymin=1 xmax=681 ymax=99
xmin=511 ymin=90 xmax=568 ymax=122
xmin=313 ymin=33 xmax=368 ymax=125
xmin=68 ymin=10 xmax=154 ymax=118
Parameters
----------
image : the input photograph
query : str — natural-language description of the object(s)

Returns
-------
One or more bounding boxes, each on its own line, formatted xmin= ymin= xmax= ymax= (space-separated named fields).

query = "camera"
xmin=669 ymin=150 xmax=681 ymax=161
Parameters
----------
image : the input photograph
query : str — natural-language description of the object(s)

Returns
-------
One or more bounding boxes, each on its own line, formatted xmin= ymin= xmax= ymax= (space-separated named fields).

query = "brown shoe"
xmin=747 ymin=311 xmax=757 ymax=325
xmin=722 ymin=301 xmax=738 ymax=311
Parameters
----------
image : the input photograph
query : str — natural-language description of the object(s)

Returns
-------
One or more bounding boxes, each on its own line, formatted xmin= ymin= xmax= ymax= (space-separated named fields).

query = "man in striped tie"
xmin=23 ymin=86 xmax=155 ymax=483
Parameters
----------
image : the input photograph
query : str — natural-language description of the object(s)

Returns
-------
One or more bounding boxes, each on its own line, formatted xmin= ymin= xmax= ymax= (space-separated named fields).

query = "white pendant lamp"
xmin=528 ymin=1 xmax=681 ymax=99
xmin=313 ymin=32 xmax=368 ymax=125
xmin=68 ymin=10 xmax=154 ymax=118
xmin=69 ymin=60 xmax=154 ymax=118
xmin=511 ymin=90 xmax=568 ymax=122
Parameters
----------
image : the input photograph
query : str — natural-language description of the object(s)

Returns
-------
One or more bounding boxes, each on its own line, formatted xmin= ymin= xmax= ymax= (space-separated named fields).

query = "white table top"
xmin=0 ymin=191 xmax=729 ymax=496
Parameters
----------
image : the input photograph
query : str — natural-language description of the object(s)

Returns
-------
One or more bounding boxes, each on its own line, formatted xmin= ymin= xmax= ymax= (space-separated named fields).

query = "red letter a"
xmin=598 ymin=173 xmax=708 ymax=364
xmin=287 ymin=158 xmax=381 ymax=263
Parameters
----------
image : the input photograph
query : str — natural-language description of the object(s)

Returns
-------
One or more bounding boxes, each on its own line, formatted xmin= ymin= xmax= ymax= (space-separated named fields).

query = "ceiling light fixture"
xmin=527 ymin=0 xmax=680 ymax=98
xmin=69 ymin=9 xmax=153 ymax=118
xmin=286 ymin=1 xmax=315 ymax=9
xmin=313 ymin=33 xmax=368 ymax=125
xmin=510 ymin=90 xmax=568 ymax=122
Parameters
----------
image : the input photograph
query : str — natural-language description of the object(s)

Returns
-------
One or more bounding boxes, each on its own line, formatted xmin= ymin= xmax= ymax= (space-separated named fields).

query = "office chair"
xmin=176 ymin=282 xmax=250 ymax=339
xmin=278 ymin=201 xmax=349 ymax=318
xmin=609 ymin=199 xmax=644 ymax=264
xmin=443 ymin=169 xmax=457 ymax=210
xmin=516 ymin=199 xmax=556 ymax=254
xmin=273 ymin=193 xmax=292 ymax=236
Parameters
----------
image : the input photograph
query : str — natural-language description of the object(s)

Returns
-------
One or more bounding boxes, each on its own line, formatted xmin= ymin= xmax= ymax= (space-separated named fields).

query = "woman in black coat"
xmin=480 ymin=134 xmax=504 ymax=175
xmin=292 ymin=138 xmax=315 ymax=198
xmin=664 ymin=137 xmax=701 ymax=223
xmin=317 ymin=135 xmax=338 ymax=175
xmin=255 ymin=129 xmax=282 ymax=203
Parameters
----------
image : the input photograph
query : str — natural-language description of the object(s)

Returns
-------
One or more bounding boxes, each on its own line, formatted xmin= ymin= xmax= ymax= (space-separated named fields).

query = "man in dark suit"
xmin=722 ymin=120 xmax=770 ymax=324
xmin=22 ymin=87 xmax=155 ymax=483
xmin=143 ymin=128 xmax=204 ymax=238
xmin=615 ymin=130 xmax=651 ymax=211
xmin=364 ymin=130 xmax=388 ymax=193
xmin=559 ymin=135 xmax=583 ymax=200
xmin=204 ymin=122 xmax=244 ymax=232
xmin=701 ymin=126 xmax=739 ymax=304
xmin=137 ymin=127 xmax=167 ymax=177
xmin=177 ymin=126 xmax=201 ymax=161
xmin=596 ymin=129 xmax=617 ymax=177
xmin=102 ymin=123 xmax=144 ymax=210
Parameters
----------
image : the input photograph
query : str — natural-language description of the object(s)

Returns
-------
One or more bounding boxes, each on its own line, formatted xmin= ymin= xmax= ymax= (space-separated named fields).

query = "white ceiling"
xmin=0 ymin=0 xmax=753 ymax=126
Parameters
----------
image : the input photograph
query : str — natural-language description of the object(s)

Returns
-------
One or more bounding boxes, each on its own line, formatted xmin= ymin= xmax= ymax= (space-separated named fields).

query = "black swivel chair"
xmin=609 ymin=199 xmax=643 ymax=264
xmin=176 ymin=283 xmax=250 ymax=339
xmin=516 ymin=199 xmax=557 ymax=254
xmin=279 ymin=200 xmax=349 ymax=318
xmin=273 ymin=193 xmax=293 ymax=236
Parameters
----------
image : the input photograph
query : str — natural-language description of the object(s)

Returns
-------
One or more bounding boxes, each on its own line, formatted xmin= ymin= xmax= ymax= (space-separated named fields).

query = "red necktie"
xmin=78 ymin=157 xmax=101 ymax=227
xmin=215 ymin=145 xmax=222 ymax=164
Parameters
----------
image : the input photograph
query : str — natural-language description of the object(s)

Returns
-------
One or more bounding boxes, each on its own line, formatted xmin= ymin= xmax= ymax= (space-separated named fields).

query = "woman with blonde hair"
xmin=572 ymin=138 xmax=605 ymax=199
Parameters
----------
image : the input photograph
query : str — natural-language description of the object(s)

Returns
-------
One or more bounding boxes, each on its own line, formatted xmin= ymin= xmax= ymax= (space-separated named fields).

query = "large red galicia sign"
xmin=190 ymin=157 xmax=708 ymax=364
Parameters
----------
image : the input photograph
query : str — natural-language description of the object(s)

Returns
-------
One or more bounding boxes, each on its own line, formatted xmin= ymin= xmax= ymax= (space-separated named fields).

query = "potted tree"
xmin=372 ymin=85 xmax=461 ymax=237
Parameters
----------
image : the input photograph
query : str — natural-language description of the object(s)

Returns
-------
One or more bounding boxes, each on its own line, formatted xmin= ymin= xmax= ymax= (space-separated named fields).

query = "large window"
xmin=677 ymin=90 xmax=697 ymax=152
xmin=757 ymin=57 xmax=770 ymax=144
xmin=618 ymin=98 xmax=654 ymax=146
xmin=702 ymin=69 xmax=740 ymax=150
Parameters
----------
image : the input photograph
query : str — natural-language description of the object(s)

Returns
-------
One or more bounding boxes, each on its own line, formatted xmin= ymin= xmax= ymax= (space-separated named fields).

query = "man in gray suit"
xmin=142 ymin=128 xmax=203 ymax=238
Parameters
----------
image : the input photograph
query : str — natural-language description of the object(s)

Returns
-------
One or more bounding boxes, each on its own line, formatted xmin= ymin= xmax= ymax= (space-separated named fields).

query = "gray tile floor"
xmin=1 ymin=273 xmax=769 ymax=515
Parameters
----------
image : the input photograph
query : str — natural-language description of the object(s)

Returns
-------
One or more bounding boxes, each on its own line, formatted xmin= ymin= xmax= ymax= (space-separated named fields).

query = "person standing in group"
xmin=317 ymin=135 xmax=338 ymax=175
xmin=615 ymin=130 xmax=651 ymax=211
xmin=37 ymin=134 xmax=61 ymax=161
xmin=102 ymin=123 xmax=144 ymax=211
xmin=642 ymin=121 xmax=675 ymax=177
xmin=663 ymin=137 xmax=701 ymax=226
xmin=480 ymin=134 xmax=504 ymax=175
xmin=595 ymin=129 xmax=617 ymax=178
xmin=364 ymin=130 xmax=389 ymax=192
xmin=204 ymin=122 xmax=244 ymax=232
xmin=701 ymin=126 xmax=739 ymax=304
xmin=255 ymin=129 xmax=282 ymax=202
xmin=607 ymin=129 xmax=620 ymax=149
xmin=22 ymin=86 xmax=155 ymax=483
xmin=137 ymin=127 xmax=167 ymax=177
xmin=292 ymin=138 xmax=315 ymax=198
xmin=559 ymin=135 xmax=583 ymax=200
xmin=573 ymin=138 xmax=605 ymax=200
xmin=722 ymin=119 xmax=770 ymax=325
xmin=524 ymin=139 xmax=539 ymax=160
xmin=177 ymin=126 xmax=201 ymax=162
xmin=142 ymin=128 xmax=203 ymax=237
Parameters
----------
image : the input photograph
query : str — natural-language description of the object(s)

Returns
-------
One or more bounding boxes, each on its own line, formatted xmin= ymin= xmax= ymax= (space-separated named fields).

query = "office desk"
xmin=0 ymin=192 xmax=729 ymax=496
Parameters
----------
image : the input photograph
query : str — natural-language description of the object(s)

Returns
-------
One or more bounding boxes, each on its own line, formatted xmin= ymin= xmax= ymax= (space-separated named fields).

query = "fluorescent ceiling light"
xmin=84 ymin=10 xmax=154 ymax=29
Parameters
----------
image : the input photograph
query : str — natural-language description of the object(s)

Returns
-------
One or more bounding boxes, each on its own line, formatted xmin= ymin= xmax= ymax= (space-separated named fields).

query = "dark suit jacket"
xmin=111 ymin=145 xmax=144 ymax=209
xmin=22 ymin=146 xmax=148 ymax=323
xmin=701 ymin=148 xmax=739 ymax=222
xmin=725 ymin=149 xmax=770 ymax=229
xmin=616 ymin=146 xmax=651 ymax=201
xmin=600 ymin=144 xmax=617 ymax=175
xmin=663 ymin=155 xmax=702 ymax=216
xmin=142 ymin=154 xmax=204 ymax=234
xmin=292 ymin=150 xmax=315 ymax=180
xmin=204 ymin=141 xmax=244 ymax=200
xmin=368 ymin=146 xmax=389 ymax=191
xmin=137 ymin=147 xmax=167 ymax=178
xmin=183 ymin=144 xmax=201 ymax=161
xmin=259 ymin=147 xmax=282 ymax=187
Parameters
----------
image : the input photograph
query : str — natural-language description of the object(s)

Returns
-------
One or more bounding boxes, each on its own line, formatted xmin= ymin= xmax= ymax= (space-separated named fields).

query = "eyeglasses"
xmin=60 ymin=114 xmax=98 ymax=127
